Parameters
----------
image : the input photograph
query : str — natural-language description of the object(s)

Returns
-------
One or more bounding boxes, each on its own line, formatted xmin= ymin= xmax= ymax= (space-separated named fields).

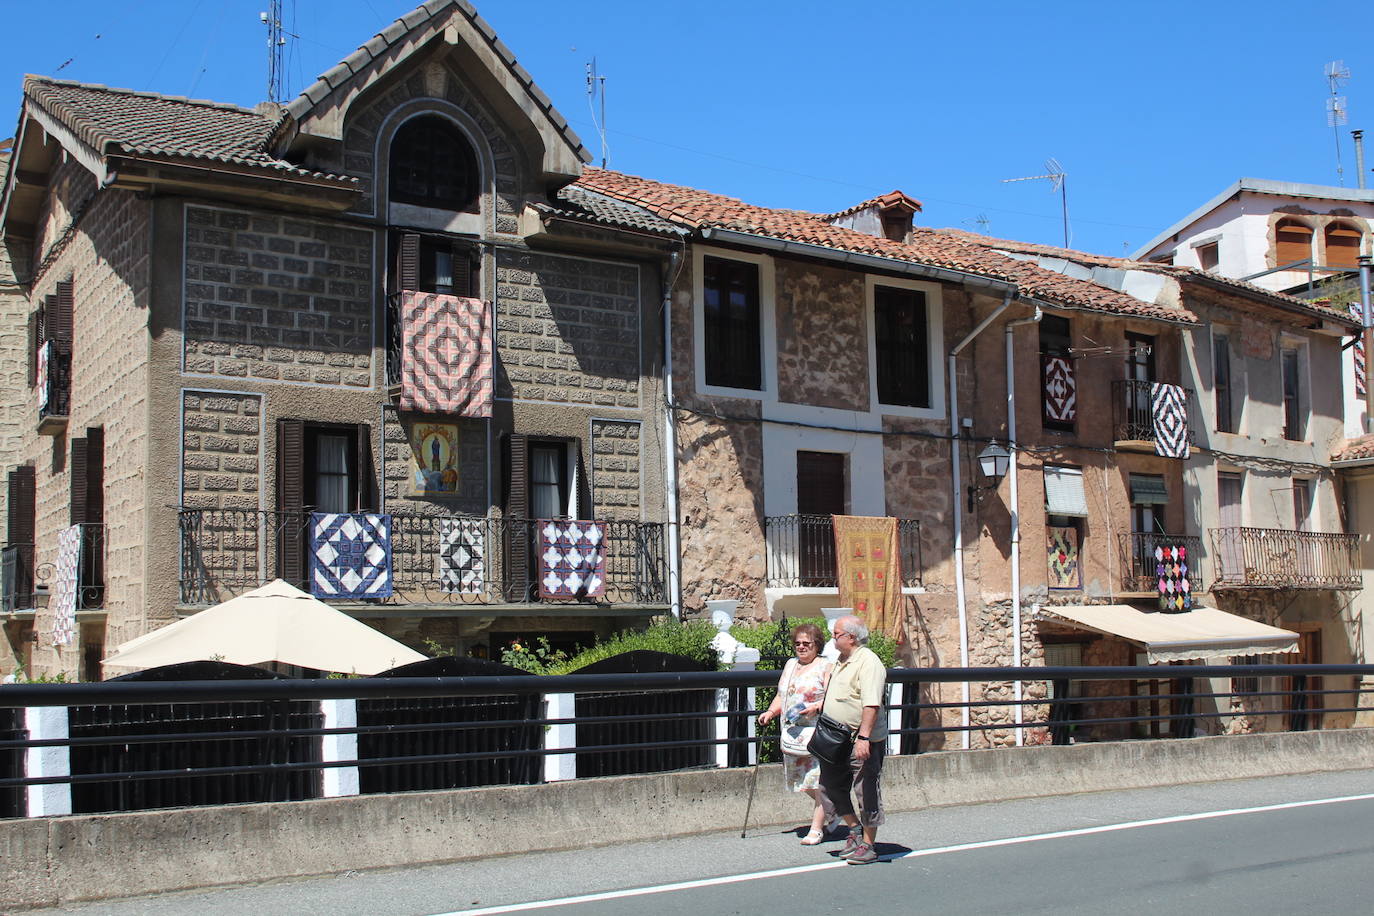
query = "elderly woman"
xmin=757 ymin=622 xmax=835 ymax=844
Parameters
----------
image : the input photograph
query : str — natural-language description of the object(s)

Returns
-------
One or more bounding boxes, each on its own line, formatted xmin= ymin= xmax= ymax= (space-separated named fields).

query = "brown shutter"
xmin=7 ymin=466 xmax=36 ymax=545
xmin=50 ymin=283 xmax=73 ymax=351
xmin=452 ymin=244 xmax=473 ymax=298
xmin=505 ymin=433 xmax=529 ymax=601
xmin=277 ymin=419 xmax=306 ymax=583
xmin=26 ymin=311 xmax=37 ymax=387
xmin=84 ymin=427 xmax=105 ymax=525
xmin=354 ymin=424 xmax=376 ymax=512
xmin=398 ymin=233 xmax=420 ymax=292
xmin=69 ymin=436 xmax=88 ymax=526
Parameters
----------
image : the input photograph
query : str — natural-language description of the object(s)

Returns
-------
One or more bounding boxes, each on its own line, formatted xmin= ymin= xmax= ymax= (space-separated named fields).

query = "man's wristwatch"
xmin=856 ymin=735 xmax=870 ymax=741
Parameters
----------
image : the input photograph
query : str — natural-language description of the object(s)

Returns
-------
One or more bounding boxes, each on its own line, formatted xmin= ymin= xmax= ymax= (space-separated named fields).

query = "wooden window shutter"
xmin=504 ymin=433 xmax=530 ymax=601
xmin=7 ymin=466 xmax=36 ymax=545
xmin=276 ymin=419 xmax=306 ymax=583
xmin=398 ymin=233 xmax=420 ymax=292
xmin=69 ymin=436 xmax=89 ymax=525
xmin=452 ymin=245 xmax=473 ymax=298
xmin=84 ymin=427 xmax=105 ymax=525
xmin=354 ymin=424 xmax=376 ymax=512
xmin=51 ymin=282 xmax=73 ymax=351
xmin=26 ymin=311 xmax=38 ymax=387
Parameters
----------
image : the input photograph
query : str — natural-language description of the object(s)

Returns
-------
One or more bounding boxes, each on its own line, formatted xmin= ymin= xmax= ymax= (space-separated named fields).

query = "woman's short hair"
xmin=791 ymin=622 xmax=825 ymax=649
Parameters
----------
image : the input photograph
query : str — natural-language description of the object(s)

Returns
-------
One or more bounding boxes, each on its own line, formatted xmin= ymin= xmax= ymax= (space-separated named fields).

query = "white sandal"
xmin=800 ymin=829 xmax=825 ymax=846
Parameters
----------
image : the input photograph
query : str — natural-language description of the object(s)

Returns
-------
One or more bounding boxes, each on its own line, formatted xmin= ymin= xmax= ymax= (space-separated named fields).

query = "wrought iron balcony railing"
xmin=1210 ymin=526 xmax=1361 ymax=590
xmin=177 ymin=508 xmax=668 ymax=608
xmin=38 ymin=349 xmax=71 ymax=433
xmin=1118 ymin=532 xmax=1204 ymax=596
xmin=764 ymin=514 xmax=922 ymax=588
xmin=1111 ymin=379 xmax=1194 ymax=448
xmin=0 ymin=525 xmax=105 ymax=614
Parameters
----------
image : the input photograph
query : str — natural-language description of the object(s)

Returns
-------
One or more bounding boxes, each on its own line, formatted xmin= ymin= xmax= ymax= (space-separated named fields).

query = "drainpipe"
xmin=1004 ymin=307 xmax=1042 ymax=747
xmin=1354 ymin=130 xmax=1367 ymax=191
xmin=1362 ymin=254 xmax=1373 ymax=435
xmin=661 ymin=248 xmax=684 ymax=617
xmin=949 ymin=290 xmax=1017 ymax=749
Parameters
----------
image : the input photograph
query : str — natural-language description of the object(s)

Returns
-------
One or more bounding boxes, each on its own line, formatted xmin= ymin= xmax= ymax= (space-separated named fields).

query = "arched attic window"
xmin=1324 ymin=220 xmax=1364 ymax=269
xmin=388 ymin=115 xmax=480 ymax=211
xmin=1274 ymin=218 xmax=1313 ymax=268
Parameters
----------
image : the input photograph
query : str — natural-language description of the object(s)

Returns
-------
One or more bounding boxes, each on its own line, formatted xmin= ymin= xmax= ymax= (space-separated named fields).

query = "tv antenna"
xmin=962 ymin=213 xmax=991 ymax=234
xmin=260 ymin=2 xmax=299 ymax=104
xmin=586 ymin=58 xmax=608 ymax=168
xmin=1003 ymin=158 xmax=1070 ymax=248
xmin=1326 ymin=60 xmax=1351 ymax=186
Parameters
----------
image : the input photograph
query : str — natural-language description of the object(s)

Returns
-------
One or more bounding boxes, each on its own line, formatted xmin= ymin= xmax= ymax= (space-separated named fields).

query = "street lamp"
xmin=968 ymin=440 xmax=1011 ymax=511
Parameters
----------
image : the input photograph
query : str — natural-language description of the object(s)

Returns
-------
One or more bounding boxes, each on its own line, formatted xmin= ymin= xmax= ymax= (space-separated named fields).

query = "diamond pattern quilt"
xmin=1351 ymin=303 xmax=1366 ymax=397
xmin=1042 ymin=355 xmax=1077 ymax=423
xmin=1151 ymin=382 xmax=1190 ymax=459
xmin=1156 ymin=543 xmax=1193 ymax=612
xmin=310 ymin=513 xmax=393 ymax=599
xmin=398 ymin=292 xmax=492 ymax=418
xmin=538 ymin=520 xmax=607 ymax=599
xmin=51 ymin=525 xmax=81 ymax=646
xmin=439 ymin=518 xmax=485 ymax=594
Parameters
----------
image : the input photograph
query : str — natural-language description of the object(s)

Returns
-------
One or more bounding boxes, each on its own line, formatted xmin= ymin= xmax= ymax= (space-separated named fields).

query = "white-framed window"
xmin=865 ymin=274 xmax=945 ymax=419
xmin=692 ymin=245 xmax=776 ymax=399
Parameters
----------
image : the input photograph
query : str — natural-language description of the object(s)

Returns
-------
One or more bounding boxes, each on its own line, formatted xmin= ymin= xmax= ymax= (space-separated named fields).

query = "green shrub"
xmin=545 ymin=617 xmax=721 ymax=674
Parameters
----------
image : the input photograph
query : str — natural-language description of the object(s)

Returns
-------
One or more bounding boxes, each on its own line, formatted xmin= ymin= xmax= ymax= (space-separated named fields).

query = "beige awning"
xmin=104 ymin=579 xmax=425 ymax=675
xmin=1038 ymin=603 xmax=1299 ymax=664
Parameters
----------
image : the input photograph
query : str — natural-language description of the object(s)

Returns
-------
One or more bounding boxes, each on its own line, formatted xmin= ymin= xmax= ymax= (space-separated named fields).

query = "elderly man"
xmin=818 ymin=614 xmax=887 ymax=865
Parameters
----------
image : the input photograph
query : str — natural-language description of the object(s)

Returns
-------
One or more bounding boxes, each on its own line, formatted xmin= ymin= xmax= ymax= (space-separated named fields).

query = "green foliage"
xmin=501 ymin=636 xmax=570 ymax=674
xmin=421 ymin=637 xmax=455 ymax=659
xmin=545 ymin=617 xmax=720 ymax=674
xmin=7 ymin=669 xmax=68 ymax=683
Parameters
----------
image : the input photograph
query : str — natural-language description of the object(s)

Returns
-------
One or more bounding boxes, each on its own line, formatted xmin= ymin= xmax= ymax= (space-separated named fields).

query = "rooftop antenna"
xmin=586 ymin=58 xmax=608 ymax=168
xmin=962 ymin=213 xmax=991 ymax=234
xmin=260 ymin=2 xmax=288 ymax=103
xmin=1003 ymin=158 xmax=1069 ymax=248
xmin=1326 ymin=60 xmax=1351 ymax=186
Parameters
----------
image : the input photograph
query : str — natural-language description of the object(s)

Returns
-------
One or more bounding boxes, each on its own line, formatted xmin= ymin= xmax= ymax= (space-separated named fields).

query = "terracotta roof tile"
xmin=1333 ymin=434 xmax=1374 ymax=463
xmin=540 ymin=186 xmax=687 ymax=237
xmin=575 ymin=168 xmax=1197 ymax=324
xmin=822 ymin=190 xmax=923 ymax=220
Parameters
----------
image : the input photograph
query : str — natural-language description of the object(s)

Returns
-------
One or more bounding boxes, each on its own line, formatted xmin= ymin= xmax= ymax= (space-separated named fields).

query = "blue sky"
xmin=3 ymin=0 xmax=1371 ymax=256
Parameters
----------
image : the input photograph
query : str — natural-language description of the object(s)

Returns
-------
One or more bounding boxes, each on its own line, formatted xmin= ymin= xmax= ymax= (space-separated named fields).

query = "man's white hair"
xmin=837 ymin=615 xmax=869 ymax=644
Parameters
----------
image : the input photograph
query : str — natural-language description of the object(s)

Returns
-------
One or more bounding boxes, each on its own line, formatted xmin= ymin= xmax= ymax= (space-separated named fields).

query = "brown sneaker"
xmin=845 ymin=842 xmax=878 ymax=865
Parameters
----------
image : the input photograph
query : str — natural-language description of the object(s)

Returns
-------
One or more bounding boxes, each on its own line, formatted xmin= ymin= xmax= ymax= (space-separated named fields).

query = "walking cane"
xmin=740 ymin=746 xmax=761 ymax=838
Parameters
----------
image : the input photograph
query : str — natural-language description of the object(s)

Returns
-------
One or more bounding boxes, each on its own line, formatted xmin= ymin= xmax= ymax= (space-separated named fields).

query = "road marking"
xmin=439 ymin=792 xmax=1374 ymax=915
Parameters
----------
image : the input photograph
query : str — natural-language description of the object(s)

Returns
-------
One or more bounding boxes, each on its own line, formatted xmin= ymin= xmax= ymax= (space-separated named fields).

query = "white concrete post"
xmin=320 ymin=698 xmax=359 ymax=798
xmin=543 ymin=692 xmax=576 ymax=782
xmin=819 ymin=607 xmax=851 ymax=660
xmin=25 ymin=706 xmax=71 ymax=817
xmin=886 ymin=682 xmax=904 ymax=756
xmin=734 ymin=646 xmax=761 ymax=766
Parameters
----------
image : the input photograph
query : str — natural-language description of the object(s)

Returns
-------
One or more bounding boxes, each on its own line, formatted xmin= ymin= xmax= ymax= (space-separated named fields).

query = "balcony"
xmin=1117 ymin=532 xmax=1204 ymax=596
xmin=1 ymin=525 xmax=105 ymax=614
xmin=764 ymin=514 xmax=923 ymax=588
xmin=177 ymin=509 xmax=668 ymax=610
xmin=1111 ymin=379 xmax=1194 ymax=454
xmin=1 ymin=544 xmax=34 ymax=613
xmin=1210 ymin=527 xmax=1361 ymax=590
xmin=37 ymin=348 xmax=70 ymax=436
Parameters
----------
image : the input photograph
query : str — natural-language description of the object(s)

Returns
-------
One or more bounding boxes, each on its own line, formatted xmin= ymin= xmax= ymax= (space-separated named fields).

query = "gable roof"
xmin=574 ymin=168 xmax=1198 ymax=324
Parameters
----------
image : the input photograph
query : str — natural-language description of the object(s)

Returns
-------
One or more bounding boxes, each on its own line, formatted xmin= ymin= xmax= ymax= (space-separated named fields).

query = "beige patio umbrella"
xmin=103 ymin=579 xmax=425 ymax=675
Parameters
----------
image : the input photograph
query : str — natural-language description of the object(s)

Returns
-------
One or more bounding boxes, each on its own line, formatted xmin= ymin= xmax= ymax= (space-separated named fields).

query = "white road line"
xmin=437 ymin=792 xmax=1374 ymax=916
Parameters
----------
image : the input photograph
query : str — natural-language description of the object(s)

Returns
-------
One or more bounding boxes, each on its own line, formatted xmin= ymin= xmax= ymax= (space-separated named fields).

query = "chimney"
xmin=1354 ymin=130 xmax=1367 ymax=190
xmin=823 ymin=191 xmax=922 ymax=243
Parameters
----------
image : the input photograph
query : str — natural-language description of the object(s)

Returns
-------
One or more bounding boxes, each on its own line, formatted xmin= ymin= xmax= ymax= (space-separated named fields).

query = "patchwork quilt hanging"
xmin=310 ymin=513 xmax=393 ymax=599
xmin=438 ymin=517 xmax=485 ymax=594
xmin=1047 ymin=526 xmax=1080 ymax=589
xmin=538 ymin=520 xmax=607 ymax=599
xmin=1351 ymin=303 xmax=1367 ymax=397
xmin=1042 ymin=355 xmax=1077 ymax=423
xmin=1150 ymin=382 xmax=1190 ymax=459
xmin=1156 ymin=543 xmax=1193 ymax=612
xmin=36 ymin=342 xmax=50 ymax=411
xmin=398 ymin=292 xmax=492 ymax=418
xmin=51 ymin=525 xmax=81 ymax=646
xmin=834 ymin=515 xmax=904 ymax=641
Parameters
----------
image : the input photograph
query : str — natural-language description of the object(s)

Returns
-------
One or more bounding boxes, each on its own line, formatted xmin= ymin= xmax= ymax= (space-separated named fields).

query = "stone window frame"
xmin=374 ymin=99 xmax=496 ymax=236
xmin=864 ymin=273 xmax=946 ymax=421
xmin=691 ymin=244 xmax=777 ymax=402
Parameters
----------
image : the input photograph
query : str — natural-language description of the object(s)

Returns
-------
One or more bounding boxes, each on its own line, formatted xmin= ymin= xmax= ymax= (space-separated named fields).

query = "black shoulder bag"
xmin=806 ymin=672 xmax=856 ymax=765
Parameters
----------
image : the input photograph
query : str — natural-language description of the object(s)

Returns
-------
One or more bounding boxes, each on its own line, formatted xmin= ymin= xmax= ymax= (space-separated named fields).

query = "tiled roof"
xmin=937 ymin=227 xmax=1361 ymax=330
xmin=575 ymin=169 xmax=1197 ymax=324
xmin=1332 ymin=434 xmax=1374 ymax=463
xmin=541 ymin=186 xmax=687 ymax=237
xmin=823 ymin=190 xmax=923 ymax=220
xmin=22 ymin=77 xmax=352 ymax=183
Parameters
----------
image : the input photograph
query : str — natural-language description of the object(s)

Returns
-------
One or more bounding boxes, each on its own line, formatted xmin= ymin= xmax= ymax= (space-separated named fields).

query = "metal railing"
xmin=1111 ymin=379 xmax=1194 ymax=445
xmin=74 ymin=523 xmax=105 ymax=610
xmin=764 ymin=514 xmax=922 ymax=588
xmin=38 ymin=348 xmax=70 ymax=423
xmin=1 ymin=663 xmax=1370 ymax=819
xmin=1118 ymin=532 xmax=1204 ymax=595
xmin=177 ymin=508 xmax=668 ymax=607
xmin=1210 ymin=526 xmax=1361 ymax=590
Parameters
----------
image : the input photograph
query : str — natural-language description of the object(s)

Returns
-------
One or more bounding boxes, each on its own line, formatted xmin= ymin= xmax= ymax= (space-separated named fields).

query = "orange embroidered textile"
xmin=833 ymin=515 xmax=903 ymax=640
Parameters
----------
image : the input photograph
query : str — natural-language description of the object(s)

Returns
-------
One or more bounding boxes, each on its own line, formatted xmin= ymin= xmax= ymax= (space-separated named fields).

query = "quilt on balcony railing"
xmin=1042 ymin=355 xmax=1076 ymax=423
xmin=36 ymin=341 xmax=50 ymax=412
xmin=834 ymin=515 xmax=903 ymax=640
xmin=438 ymin=517 xmax=485 ymax=594
xmin=538 ymin=520 xmax=607 ymax=599
xmin=398 ymin=292 xmax=492 ymax=417
xmin=310 ymin=513 xmax=393 ymax=599
xmin=51 ymin=525 xmax=81 ymax=646
xmin=1150 ymin=383 xmax=1189 ymax=459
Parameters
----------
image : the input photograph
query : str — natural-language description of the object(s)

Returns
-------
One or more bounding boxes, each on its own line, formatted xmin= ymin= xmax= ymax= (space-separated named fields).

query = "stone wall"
xmin=494 ymin=251 xmax=640 ymax=408
xmin=0 ymin=151 xmax=25 ymax=542
xmin=180 ymin=392 xmax=263 ymax=511
xmin=775 ymin=260 xmax=867 ymax=410
xmin=591 ymin=419 xmax=641 ymax=520
xmin=182 ymin=205 xmax=373 ymax=387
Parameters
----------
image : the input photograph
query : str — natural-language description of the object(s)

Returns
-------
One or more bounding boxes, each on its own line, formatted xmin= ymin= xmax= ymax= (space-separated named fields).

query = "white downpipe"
xmin=950 ymin=291 xmax=1016 ymax=749
xmin=1005 ymin=308 xmax=1042 ymax=748
xmin=661 ymin=250 xmax=684 ymax=617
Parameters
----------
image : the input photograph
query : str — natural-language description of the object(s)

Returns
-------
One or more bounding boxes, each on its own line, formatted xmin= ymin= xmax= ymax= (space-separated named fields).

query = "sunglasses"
xmin=793 ymin=640 xmax=815 ymax=647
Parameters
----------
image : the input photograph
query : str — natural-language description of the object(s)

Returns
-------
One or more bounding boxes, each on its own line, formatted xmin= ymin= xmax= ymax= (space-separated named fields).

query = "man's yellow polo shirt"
xmin=821 ymin=644 xmax=888 ymax=742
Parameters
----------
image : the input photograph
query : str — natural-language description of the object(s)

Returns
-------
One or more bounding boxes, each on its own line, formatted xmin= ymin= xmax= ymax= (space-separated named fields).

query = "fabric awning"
xmin=1044 ymin=466 xmax=1089 ymax=517
xmin=1129 ymin=474 xmax=1169 ymax=505
xmin=1038 ymin=603 xmax=1299 ymax=664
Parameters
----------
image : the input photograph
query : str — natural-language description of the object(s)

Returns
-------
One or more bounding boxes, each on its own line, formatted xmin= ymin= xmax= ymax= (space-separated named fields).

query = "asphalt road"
xmin=26 ymin=768 xmax=1374 ymax=916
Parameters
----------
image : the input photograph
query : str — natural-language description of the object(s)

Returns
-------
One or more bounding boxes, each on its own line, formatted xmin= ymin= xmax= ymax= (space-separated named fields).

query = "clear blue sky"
xmin=3 ymin=0 xmax=1372 ymax=256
